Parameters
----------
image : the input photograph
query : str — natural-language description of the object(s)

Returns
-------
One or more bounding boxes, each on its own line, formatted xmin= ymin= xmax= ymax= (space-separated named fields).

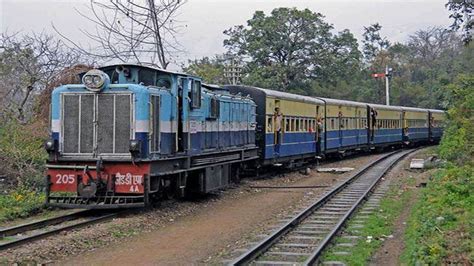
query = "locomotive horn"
xmin=115 ymin=65 xmax=130 ymax=77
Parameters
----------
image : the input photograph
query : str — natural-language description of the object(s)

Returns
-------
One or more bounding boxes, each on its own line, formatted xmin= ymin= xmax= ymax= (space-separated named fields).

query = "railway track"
xmin=229 ymin=149 xmax=414 ymax=265
xmin=0 ymin=209 xmax=120 ymax=251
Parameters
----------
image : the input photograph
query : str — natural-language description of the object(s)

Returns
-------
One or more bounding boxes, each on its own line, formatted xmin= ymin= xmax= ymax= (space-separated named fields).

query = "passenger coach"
xmin=226 ymin=85 xmax=325 ymax=165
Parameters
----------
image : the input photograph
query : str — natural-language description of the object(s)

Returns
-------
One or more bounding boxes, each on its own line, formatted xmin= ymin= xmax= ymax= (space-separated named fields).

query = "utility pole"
xmin=224 ymin=57 xmax=242 ymax=85
xmin=385 ymin=65 xmax=393 ymax=106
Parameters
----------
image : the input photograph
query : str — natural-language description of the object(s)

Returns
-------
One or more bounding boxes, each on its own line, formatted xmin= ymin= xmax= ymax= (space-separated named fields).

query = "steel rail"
xmin=0 ymin=211 xmax=120 ymax=251
xmin=0 ymin=210 xmax=92 ymax=237
xmin=230 ymin=149 xmax=413 ymax=265
xmin=304 ymin=149 xmax=413 ymax=265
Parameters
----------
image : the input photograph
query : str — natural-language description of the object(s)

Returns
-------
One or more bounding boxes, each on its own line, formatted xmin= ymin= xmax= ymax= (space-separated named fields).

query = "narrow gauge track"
xmin=0 ymin=209 xmax=120 ymax=251
xmin=230 ymin=149 xmax=414 ymax=266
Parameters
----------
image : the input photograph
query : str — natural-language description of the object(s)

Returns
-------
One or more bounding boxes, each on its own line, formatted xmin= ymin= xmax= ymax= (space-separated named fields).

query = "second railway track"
xmin=230 ymin=149 xmax=414 ymax=266
xmin=0 ymin=209 xmax=120 ymax=251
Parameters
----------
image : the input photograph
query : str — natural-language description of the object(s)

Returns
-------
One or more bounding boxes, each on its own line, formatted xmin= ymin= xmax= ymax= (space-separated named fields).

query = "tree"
xmin=362 ymin=23 xmax=390 ymax=63
xmin=55 ymin=0 xmax=185 ymax=69
xmin=223 ymin=8 xmax=360 ymax=93
xmin=0 ymin=32 xmax=85 ymax=121
xmin=407 ymin=27 xmax=461 ymax=66
xmin=182 ymin=55 xmax=228 ymax=85
xmin=446 ymin=0 xmax=473 ymax=44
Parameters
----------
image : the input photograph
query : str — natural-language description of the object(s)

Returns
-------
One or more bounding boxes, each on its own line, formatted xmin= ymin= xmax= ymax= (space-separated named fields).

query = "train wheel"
xmin=161 ymin=178 xmax=177 ymax=200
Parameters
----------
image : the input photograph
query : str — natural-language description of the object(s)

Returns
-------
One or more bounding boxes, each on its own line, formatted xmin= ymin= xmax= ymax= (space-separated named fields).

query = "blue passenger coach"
xmin=226 ymin=85 xmax=325 ymax=165
xmin=318 ymin=98 xmax=368 ymax=153
xmin=367 ymin=104 xmax=403 ymax=147
xmin=402 ymin=107 xmax=429 ymax=144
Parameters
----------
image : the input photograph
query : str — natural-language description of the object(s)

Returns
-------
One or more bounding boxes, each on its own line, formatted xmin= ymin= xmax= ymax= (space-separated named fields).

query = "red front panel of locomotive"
xmin=48 ymin=163 xmax=150 ymax=194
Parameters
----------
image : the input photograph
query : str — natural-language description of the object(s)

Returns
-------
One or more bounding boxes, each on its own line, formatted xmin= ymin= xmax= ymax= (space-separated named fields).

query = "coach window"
xmin=267 ymin=116 xmax=273 ymax=132
xmin=285 ymin=118 xmax=290 ymax=132
xmin=190 ymin=80 xmax=201 ymax=109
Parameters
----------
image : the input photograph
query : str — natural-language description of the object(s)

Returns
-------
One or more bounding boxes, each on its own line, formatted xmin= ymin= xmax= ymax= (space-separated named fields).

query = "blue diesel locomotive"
xmin=45 ymin=64 xmax=258 ymax=208
xmin=44 ymin=65 xmax=445 ymax=208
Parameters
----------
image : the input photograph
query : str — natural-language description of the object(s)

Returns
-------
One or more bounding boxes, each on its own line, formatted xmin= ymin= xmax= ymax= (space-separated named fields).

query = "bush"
xmin=0 ymin=187 xmax=46 ymax=222
xmin=0 ymin=119 xmax=47 ymax=189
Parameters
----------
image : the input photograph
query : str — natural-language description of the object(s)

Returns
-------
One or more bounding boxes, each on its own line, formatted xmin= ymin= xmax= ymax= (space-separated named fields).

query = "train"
xmin=44 ymin=64 xmax=445 ymax=208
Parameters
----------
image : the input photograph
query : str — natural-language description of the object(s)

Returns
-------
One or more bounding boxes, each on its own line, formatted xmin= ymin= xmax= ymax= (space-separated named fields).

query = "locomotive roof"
xmin=98 ymin=63 xmax=196 ymax=78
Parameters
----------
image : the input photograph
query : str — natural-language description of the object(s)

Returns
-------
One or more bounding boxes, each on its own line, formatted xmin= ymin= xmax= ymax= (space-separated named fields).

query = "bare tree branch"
xmin=0 ymin=31 xmax=89 ymax=122
xmin=54 ymin=0 xmax=186 ymax=69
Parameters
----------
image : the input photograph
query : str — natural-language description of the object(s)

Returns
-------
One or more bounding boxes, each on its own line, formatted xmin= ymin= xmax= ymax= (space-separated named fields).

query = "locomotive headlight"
xmin=129 ymin=139 xmax=141 ymax=154
xmin=82 ymin=69 xmax=110 ymax=92
xmin=44 ymin=139 xmax=56 ymax=153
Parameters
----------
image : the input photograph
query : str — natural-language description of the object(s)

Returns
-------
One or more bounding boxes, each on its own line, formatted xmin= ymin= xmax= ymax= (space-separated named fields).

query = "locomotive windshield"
xmin=96 ymin=64 xmax=173 ymax=88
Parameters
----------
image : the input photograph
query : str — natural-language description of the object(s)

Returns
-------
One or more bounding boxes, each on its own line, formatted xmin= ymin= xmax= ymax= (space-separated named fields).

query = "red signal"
xmin=371 ymin=73 xmax=386 ymax=78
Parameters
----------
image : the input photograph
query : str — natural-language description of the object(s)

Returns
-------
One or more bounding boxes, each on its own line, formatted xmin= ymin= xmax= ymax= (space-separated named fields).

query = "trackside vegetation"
xmin=322 ymin=177 xmax=415 ymax=265
xmin=0 ymin=120 xmax=47 ymax=223
xmin=402 ymin=74 xmax=473 ymax=264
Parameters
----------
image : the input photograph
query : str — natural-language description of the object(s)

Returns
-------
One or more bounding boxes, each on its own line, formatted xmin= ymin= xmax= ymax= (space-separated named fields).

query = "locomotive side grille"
xmin=97 ymin=95 xmax=114 ymax=154
xmin=63 ymin=95 xmax=80 ymax=154
xmin=80 ymin=95 xmax=95 ymax=153
xmin=61 ymin=93 xmax=132 ymax=156
xmin=114 ymin=95 xmax=132 ymax=153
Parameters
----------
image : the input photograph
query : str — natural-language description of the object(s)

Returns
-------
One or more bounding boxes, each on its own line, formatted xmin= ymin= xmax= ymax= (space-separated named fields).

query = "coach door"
xmin=428 ymin=111 xmax=433 ymax=142
xmin=402 ymin=110 xmax=408 ymax=141
xmin=355 ymin=108 xmax=361 ymax=146
xmin=338 ymin=106 xmax=343 ymax=148
xmin=315 ymin=105 xmax=323 ymax=155
xmin=367 ymin=105 xmax=373 ymax=143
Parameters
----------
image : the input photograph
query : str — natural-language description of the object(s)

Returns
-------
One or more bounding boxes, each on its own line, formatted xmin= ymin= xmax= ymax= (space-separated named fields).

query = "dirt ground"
xmin=1 ymin=152 xmax=403 ymax=265
xmin=369 ymin=148 xmax=437 ymax=265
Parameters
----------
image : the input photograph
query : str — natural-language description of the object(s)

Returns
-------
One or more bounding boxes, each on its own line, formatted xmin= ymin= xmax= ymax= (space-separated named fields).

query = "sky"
xmin=0 ymin=0 xmax=453 ymax=70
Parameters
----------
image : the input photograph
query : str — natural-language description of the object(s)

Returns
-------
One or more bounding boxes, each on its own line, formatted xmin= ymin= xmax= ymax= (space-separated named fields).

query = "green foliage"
xmin=446 ymin=0 xmax=473 ymax=45
xmin=223 ymin=7 xmax=361 ymax=92
xmin=0 ymin=187 xmax=45 ymax=223
xmin=362 ymin=23 xmax=390 ymax=62
xmin=182 ymin=56 xmax=228 ymax=85
xmin=402 ymin=167 xmax=473 ymax=264
xmin=402 ymin=74 xmax=473 ymax=264
xmin=0 ymin=120 xmax=47 ymax=189
xmin=216 ymin=7 xmax=472 ymax=108
xmin=439 ymin=74 xmax=474 ymax=164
